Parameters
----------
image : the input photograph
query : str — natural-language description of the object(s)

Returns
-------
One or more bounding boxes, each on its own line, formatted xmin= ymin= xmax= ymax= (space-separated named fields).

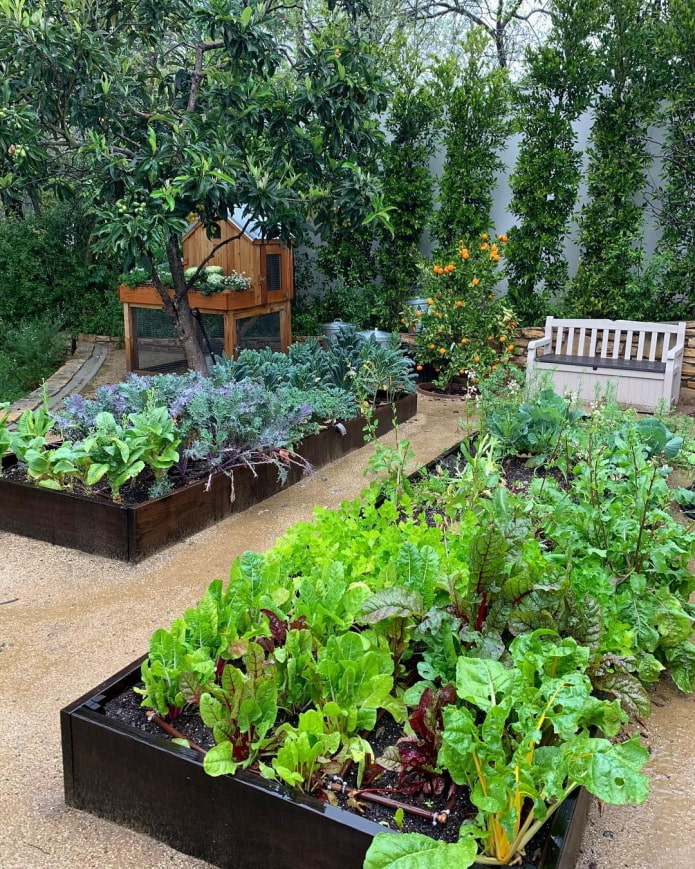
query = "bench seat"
xmin=539 ymin=354 xmax=666 ymax=374
xmin=526 ymin=317 xmax=685 ymax=411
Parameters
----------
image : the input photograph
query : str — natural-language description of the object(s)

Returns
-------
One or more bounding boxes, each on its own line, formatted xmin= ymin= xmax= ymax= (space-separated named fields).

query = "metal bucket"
xmin=356 ymin=328 xmax=393 ymax=346
xmin=405 ymin=297 xmax=429 ymax=332
xmin=322 ymin=319 xmax=356 ymax=342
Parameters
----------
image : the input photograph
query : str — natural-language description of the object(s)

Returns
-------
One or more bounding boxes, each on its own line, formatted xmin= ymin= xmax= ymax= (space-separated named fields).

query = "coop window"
xmin=266 ymin=254 xmax=282 ymax=291
xmin=132 ymin=307 xmax=224 ymax=372
xmin=235 ymin=310 xmax=281 ymax=354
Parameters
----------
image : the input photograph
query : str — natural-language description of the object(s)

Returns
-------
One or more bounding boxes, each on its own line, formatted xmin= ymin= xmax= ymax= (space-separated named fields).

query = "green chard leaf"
xmin=364 ymin=831 xmax=477 ymax=869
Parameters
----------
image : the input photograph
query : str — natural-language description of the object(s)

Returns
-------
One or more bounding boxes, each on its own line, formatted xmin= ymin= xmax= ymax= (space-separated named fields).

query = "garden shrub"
xmin=0 ymin=201 xmax=122 ymax=337
xmin=409 ymin=234 xmax=517 ymax=391
xmin=0 ymin=314 xmax=66 ymax=402
xmin=430 ymin=34 xmax=511 ymax=246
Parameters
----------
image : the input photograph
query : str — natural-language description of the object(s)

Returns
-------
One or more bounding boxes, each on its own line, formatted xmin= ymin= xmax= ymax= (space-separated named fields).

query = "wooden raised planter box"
xmin=0 ymin=394 xmax=416 ymax=562
xmin=61 ymin=658 xmax=590 ymax=869
xmin=118 ymin=283 xmax=260 ymax=311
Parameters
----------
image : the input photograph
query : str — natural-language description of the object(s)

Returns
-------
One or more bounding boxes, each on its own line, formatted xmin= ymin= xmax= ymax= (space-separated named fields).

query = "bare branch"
xmin=188 ymin=40 xmax=225 ymax=113
xmin=110 ymin=145 xmax=136 ymax=158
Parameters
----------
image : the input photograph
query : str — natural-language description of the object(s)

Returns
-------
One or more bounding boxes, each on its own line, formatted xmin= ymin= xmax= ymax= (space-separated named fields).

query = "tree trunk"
xmin=151 ymin=234 xmax=210 ymax=374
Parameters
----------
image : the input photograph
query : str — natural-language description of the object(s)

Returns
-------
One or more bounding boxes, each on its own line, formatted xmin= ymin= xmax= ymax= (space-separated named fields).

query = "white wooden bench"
xmin=526 ymin=317 xmax=686 ymax=411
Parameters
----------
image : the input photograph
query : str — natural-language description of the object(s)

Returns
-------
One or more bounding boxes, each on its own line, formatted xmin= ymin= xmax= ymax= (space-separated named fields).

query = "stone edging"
xmin=4 ymin=337 xmax=120 ymax=424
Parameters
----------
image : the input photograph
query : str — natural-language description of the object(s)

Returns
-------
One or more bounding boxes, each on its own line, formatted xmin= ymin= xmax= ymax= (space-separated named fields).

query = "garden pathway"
xmin=1 ymin=351 xmax=694 ymax=869
xmin=3 ymin=338 xmax=114 ymax=424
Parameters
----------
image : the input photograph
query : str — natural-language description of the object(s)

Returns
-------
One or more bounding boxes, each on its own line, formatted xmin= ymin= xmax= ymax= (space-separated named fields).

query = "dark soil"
xmin=103 ymin=683 xmax=550 ymax=867
xmin=3 ymin=457 xmax=250 ymax=507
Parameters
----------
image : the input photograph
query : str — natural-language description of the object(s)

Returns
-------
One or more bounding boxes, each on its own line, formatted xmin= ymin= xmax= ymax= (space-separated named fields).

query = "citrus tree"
xmin=0 ymin=0 xmax=390 ymax=370
xmin=409 ymin=234 xmax=518 ymax=391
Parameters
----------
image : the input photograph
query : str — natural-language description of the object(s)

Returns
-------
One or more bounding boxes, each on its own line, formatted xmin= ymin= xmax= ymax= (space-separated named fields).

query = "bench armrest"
xmin=666 ymin=343 xmax=684 ymax=361
xmin=527 ymin=336 xmax=551 ymax=352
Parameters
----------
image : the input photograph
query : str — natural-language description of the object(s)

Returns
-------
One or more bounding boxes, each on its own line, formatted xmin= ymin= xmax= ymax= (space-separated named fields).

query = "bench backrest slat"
xmin=600 ymin=329 xmax=609 ymax=358
xmin=612 ymin=328 xmax=621 ymax=359
xmin=566 ymin=326 xmax=575 ymax=355
xmin=624 ymin=330 xmax=634 ymax=360
xmin=578 ymin=327 xmax=587 ymax=355
xmin=649 ymin=331 xmax=659 ymax=362
xmin=636 ymin=331 xmax=646 ymax=360
xmin=588 ymin=328 xmax=598 ymax=356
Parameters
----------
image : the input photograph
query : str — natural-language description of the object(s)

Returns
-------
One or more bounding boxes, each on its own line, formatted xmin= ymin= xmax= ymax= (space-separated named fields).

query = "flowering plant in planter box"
xmin=408 ymin=234 xmax=518 ymax=393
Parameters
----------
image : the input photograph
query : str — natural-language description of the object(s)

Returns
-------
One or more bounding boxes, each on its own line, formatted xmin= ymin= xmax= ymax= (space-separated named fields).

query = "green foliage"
xmin=438 ymin=632 xmax=647 ymax=862
xmin=364 ymin=830 xmax=477 ymax=869
xmin=0 ymin=403 xmax=10 ymax=456
xmin=566 ymin=0 xmax=662 ymax=318
xmin=202 ymin=642 xmax=279 ymax=776
xmin=487 ymin=387 xmax=588 ymax=465
xmin=5 ymin=338 xmax=412 ymax=500
xmin=121 ymin=265 xmax=252 ymax=295
xmin=505 ymin=0 xmax=603 ymax=325
xmin=271 ymin=710 xmax=341 ymax=791
xmin=375 ymin=64 xmax=437 ymax=324
xmin=410 ymin=236 xmax=517 ymax=390
xmin=130 ymin=372 xmax=695 ymax=867
xmin=654 ymin=0 xmax=695 ymax=317
xmin=316 ymin=631 xmax=395 ymax=736
xmin=0 ymin=314 xmax=66 ymax=402
xmin=0 ymin=0 xmax=391 ymax=370
xmin=0 ymin=203 xmax=122 ymax=336
xmin=430 ymin=33 xmax=511 ymax=245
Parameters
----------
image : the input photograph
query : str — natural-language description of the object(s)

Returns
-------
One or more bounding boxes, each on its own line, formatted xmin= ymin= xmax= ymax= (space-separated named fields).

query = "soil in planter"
xmin=103 ymin=685 xmax=551 ymax=867
xmin=2 ymin=455 xmax=292 ymax=507
xmin=413 ymin=447 xmax=567 ymax=529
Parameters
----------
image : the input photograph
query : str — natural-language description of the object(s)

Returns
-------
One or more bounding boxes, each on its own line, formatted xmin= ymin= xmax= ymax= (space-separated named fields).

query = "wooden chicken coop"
xmin=119 ymin=210 xmax=294 ymax=373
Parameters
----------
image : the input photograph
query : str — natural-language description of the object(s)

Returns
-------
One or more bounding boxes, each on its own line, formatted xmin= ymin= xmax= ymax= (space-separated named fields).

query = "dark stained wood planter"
xmin=61 ymin=658 xmax=590 ymax=869
xmin=0 ymin=393 xmax=417 ymax=562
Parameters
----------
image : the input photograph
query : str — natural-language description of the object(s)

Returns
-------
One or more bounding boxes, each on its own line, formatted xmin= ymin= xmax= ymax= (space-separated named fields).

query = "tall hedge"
xmin=0 ymin=201 xmax=122 ymax=335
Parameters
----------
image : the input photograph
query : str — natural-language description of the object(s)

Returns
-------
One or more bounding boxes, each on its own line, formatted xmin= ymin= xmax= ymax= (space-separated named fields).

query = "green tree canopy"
xmin=0 ymin=0 xmax=390 ymax=369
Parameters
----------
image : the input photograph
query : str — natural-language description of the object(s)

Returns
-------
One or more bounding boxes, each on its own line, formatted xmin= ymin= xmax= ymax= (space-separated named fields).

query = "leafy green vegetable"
xmin=364 ymin=831 xmax=477 ymax=869
xmin=438 ymin=631 xmax=647 ymax=863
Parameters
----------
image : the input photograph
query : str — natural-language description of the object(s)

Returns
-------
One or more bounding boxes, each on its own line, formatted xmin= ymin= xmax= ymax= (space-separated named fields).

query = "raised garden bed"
xmin=61 ymin=655 xmax=591 ymax=869
xmin=0 ymin=393 xmax=416 ymax=561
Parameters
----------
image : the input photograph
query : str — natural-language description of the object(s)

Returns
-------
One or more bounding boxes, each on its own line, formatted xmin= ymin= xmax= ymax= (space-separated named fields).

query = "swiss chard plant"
xmin=366 ymin=631 xmax=648 ymax=868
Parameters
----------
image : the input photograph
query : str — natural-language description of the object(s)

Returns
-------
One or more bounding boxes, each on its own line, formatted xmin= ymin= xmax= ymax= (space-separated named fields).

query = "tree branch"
xmin=188 ymin=40 xmax=225 ymax=112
